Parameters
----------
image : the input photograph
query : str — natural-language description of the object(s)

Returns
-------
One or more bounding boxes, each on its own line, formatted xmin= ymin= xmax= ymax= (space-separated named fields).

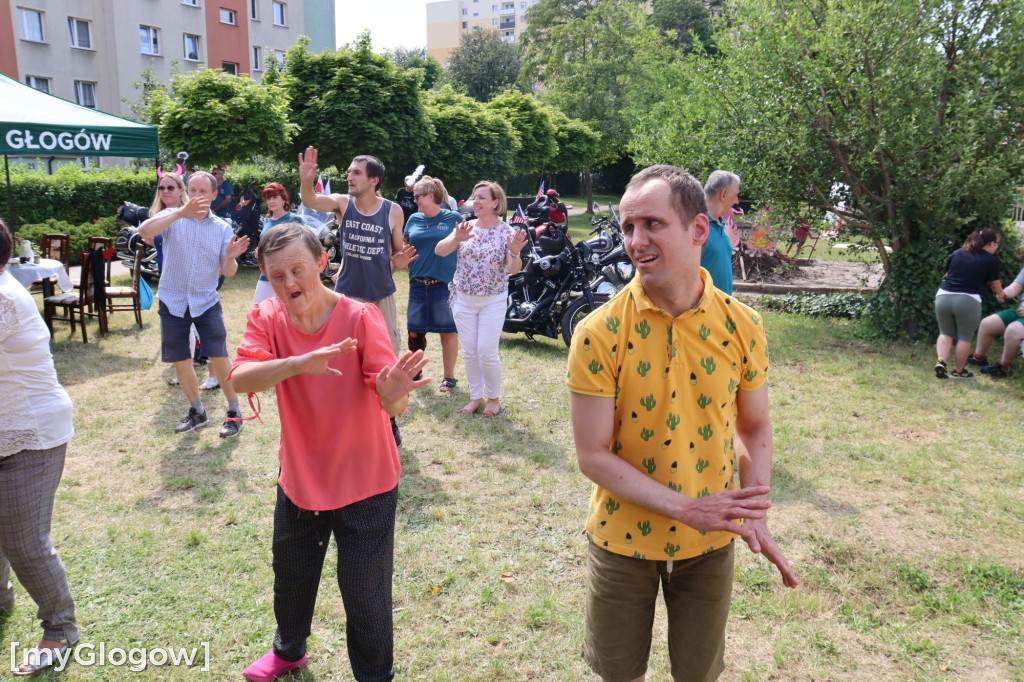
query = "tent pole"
xmin=4 ymin=155 xmax=13 ymax=231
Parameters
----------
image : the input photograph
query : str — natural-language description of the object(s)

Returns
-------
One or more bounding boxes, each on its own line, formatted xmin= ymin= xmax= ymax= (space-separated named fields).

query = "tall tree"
xmin=422 ymin=86 xmax=520 ymax=194
xmin=520 ymin=0 xmax=668 ymax=209
xmin=650 ymin=0 xmax=716 ymax=54
xmin=387 ymin=46 xmax=445 ymax=90
xmin=141 ymin=68 xmax=296 ymax=168
xmin=630 ymin=0 xmax=1024 ymax=337
xmin=486 ymin=92 xmax=558 ymax=175
xmin=280 ymin=33 xmax=431 ymax=174
xmin=446 ymin=30 xmax=523 ymax=102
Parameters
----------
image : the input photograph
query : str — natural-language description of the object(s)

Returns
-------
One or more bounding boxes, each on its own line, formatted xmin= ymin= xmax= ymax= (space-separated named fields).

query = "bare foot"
xmin=482 ymin=399 xmax=501 ymax=416
xmin=461 ymin=399 xmax=484 ymax=415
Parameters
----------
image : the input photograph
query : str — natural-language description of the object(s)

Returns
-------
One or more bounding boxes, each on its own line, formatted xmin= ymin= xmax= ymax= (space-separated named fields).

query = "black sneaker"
xmin=175 ymin=407 xmax=209 ymax=433
xmin=219 ymin=411 xmax=244 ymax=438
xmin=981 ymin=363 xmax=1008 ymax=378
xmin=391 ymin=416 xmax=402 ymax=448
xmin=949 ymin=369 xmax=973 ymax=379
xmin=967 ymin=354 xmax=987 ymax=367
xmin=934 ymin=361 xmax=948 ymax=379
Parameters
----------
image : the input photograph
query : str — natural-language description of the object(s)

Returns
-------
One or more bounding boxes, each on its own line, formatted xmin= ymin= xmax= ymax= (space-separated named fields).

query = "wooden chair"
xmin=40 ymin=233 xmax=71 ymax=272
xmin=43 ymin=252 xmax=107 ymax=343
xmin=105 ymin=248 xmax=143 ymax=329
xmin=87 ymin=236 xmax=113 ymax=288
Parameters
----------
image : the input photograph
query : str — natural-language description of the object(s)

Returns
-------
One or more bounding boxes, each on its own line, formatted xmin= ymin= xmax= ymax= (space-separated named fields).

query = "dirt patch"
xmin=735 ymin=259 xmax=884 ymax=294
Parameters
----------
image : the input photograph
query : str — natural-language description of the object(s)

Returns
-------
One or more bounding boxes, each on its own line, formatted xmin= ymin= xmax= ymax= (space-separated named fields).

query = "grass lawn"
xmin=4 ymin=267 xmax=1022 ymax=680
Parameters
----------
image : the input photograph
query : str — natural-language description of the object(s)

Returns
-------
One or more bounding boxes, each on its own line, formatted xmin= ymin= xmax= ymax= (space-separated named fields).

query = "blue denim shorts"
xmin=407 ymin=278 xmax=457 ymax=334
xmin=159 ymin=300 xmax=228 ymax=363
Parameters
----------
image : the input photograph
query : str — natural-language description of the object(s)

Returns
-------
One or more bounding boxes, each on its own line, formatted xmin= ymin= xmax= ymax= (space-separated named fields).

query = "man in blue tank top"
xmin=299 ymin=147 xmax=418 ymax=446
xmin=702 ymin=170 xmax=740 ymax=296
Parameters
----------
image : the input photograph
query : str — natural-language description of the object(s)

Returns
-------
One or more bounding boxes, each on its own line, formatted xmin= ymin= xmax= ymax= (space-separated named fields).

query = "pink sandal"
xmin=242 ymin=650 xmax=308 ymax=682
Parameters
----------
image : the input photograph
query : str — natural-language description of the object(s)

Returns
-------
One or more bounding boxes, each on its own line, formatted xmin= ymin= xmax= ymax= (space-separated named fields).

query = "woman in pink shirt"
xmin=229 ymin=222 xmax=430 ymax=682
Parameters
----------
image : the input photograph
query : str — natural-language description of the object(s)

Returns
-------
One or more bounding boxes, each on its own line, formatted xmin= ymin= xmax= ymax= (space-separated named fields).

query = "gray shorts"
xmin=159 ymin=300 xmax=228 ymax=363
xmin=935 ymin=293 xmax=982 ymax=342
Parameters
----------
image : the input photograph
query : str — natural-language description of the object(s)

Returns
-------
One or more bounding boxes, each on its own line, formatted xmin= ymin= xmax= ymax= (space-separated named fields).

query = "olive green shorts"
xmin=583 ymin=541 xmax=735 ymax=682
xmin=995 ymin=308 xmax=1024 ymax=328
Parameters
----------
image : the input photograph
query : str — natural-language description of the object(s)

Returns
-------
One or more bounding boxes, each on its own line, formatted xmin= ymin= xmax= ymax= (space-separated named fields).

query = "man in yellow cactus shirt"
xmin=567 ymin=165 xmax=798 ymax=682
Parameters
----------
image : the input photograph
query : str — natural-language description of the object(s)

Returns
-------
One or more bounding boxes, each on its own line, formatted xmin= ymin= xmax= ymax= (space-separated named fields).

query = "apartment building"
xmin=426 ymin=0 xmax=541 ymax=63
xmin=0 ymin=0 xmax=335 ymax=121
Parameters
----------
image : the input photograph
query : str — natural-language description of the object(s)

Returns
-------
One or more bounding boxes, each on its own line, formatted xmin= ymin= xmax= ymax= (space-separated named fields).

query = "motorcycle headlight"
xmin=594 ymin=280 xmax=617 ymax=296
xmin=615 ymin=262 xmax=635 ymax=280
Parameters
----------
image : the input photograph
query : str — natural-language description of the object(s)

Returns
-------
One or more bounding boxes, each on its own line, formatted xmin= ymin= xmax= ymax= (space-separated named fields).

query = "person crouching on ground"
xmin=139 ymin=170 xmax=250 ymax=435
xmin=229 ymin=223 xmax=431 ymax=682
xmin=934 ymin=228 xmax=1005 ymax=379
xmin=967 ymin=263 xmax=1024 ymax=378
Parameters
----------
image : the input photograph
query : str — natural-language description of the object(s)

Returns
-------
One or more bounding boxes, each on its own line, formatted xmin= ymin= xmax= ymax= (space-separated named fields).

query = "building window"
xmin=272 ymin=1 xmax=286 ymax=25
xmin=183 ymin=33 xmax=201 ymax=61
xmin=67 ymin=17 xmax=92 ymax=49
xmin=222 ymin=61 xmax=238 ymax=75
xmin=492 ymin=18 xmax=497 ymax=25
xmin=219 ymin=8 xmax=236 ymax=24
xmin=492 ymin=4 xmax=498 ymax=9
xmin=521 ymin=15 xmax=526 ymax=23
xmin=520 ymin=1 xmax=525 ymax=7
xmin=17 ymin=8 xmax=45 ymax=42
xmin=252 ymin=46 xmax=262 ymax=71
xmin=25 ymin=75 xmax=50 ymax=93
xmin=74 ymin=80 xmax=97 ymax=108
xmin=181 ymin=0 xmax=199 ymax=5
xmin=275 ymin=49 xmax=286 ymax=66
xmin=473 ymin=11 xmax=478 ymax=16
xmin=140 ymin=25 xmax=160 ymax=55
xmin=461 ymin=8 xmax=467 ymax=15
xmin=249 ymin=0 xmax=258 ymax=19
xmin=461 ymin=21 xmax=467 ymax=28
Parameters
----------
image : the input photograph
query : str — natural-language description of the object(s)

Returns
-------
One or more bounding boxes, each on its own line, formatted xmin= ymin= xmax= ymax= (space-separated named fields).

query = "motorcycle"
xmin=585 ymin=203 xmax=634 ymax=296
xmin=504 ymin=222 xmax=609 ymax=347
xmin=114 ymin=202 xmax=160 ymax=282
xmin=229 ymin=187 xmax=263 ymax=267
xmin=311 ymin=214 xmax=341 ymax=284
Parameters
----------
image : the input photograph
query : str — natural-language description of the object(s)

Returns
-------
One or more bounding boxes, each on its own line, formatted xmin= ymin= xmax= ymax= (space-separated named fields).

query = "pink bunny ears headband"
xmin=157 ymin=164 xmax=184 ymax=178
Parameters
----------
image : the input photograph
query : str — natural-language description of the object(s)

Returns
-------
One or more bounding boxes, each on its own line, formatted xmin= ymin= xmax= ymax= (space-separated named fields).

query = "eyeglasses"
xmin=413 ymin=193 xmax=427 ymax=199
xmin=158 ymin=185 xmax=179 ymax=191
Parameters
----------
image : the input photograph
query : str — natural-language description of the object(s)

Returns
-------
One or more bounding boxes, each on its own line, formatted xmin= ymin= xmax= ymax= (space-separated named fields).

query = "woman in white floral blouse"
xmin=435 ymin=181 xmax=527 ymax=416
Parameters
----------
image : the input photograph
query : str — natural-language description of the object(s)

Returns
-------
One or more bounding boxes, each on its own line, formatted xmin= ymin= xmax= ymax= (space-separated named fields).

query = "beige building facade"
xmin=427 ymin=0 xmax=541 ymax=63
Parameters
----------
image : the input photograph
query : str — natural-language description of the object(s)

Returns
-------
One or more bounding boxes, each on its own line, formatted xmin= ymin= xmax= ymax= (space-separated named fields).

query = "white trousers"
xmin=452 ymin=291 xmax=506 ymax=400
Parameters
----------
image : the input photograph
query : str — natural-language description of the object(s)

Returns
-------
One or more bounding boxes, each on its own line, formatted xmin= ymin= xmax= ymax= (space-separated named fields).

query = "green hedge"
xmin=1 ymin=159 xmax=320 ymax=233
xmin=18 ymin=217 xmax=120 ymax=266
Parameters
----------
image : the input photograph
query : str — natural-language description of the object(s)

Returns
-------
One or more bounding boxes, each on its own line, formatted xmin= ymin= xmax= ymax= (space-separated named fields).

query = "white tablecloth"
xmin=6 ymin=258 xmax=74 ymax=293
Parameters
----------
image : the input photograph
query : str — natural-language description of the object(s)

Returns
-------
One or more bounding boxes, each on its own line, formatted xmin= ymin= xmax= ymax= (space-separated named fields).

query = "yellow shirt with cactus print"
xmin=567 ymin=269 xmax=769 ymax=561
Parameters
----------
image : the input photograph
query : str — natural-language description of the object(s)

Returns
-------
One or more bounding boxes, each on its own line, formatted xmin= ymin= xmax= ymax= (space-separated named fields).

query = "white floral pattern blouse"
xmin=450 ymin=221 xmax=513 ymax=298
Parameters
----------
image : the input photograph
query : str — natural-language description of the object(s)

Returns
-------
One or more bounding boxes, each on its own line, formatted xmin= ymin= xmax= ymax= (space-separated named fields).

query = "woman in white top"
xmin=0 ymin=218 xmax=79 ymax=675
xmin=435 ymin=181 xmax=527 ymax=416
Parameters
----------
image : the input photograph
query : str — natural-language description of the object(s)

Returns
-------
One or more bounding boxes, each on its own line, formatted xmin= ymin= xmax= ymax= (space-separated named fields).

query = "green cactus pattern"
xmin=744 ymin=369 xmax=758 ymax=382
xmin=751 ymin=313 xmax=760 ymax=325
xmin=696 ymin=393 xmax=712 ymax=409
xmin=668 ymin=481 xmax=681 ymax=492
xmin=588 ymin=359 xmax=604 ymax=374
xmin=605 ymin=316 xmax=620 ymax=333
xmin=701 ymin=356 xmax=716 ymax=374
xmin=637 ymin=359 xmax=651 ymax=377
xmin=611 ymin=441 xmax=622 ymax=454
xmin=697 ymin=486 xmax=709 ymax=498
xmin=664 ymin=542 xmax=680 ymax=557
xmin=641 ymin=458 xmax=656 ymax=474
xmin=725 ymin=317 xmax=736 ymax=334
xmin=698 ymin=424 xmax=713 ymax=441
xmin=666 ymin=413 xmax=680 ymax=430
xmin=696 ymin=458 xmax=709 ymax=473
xmin=698 ymin=324 xmax=710 ymax=340
xmin=634 ymin=319 xmax=651 ymax=338
xmin=749 ymin=339 xmax=756 ymax=352
xmin=640 ymin=428 xmax=655 ymax=442
xmin=637 ymin=520 xmax=652 ymax=536
xmin=640 ymin=394 xmax=656 ymax=411
xmin=727 ymin=377 xmax=737 ymax=394
xmin=605 ymin=499 xmax=620 ymax=515
xmin=632 ymin=551 xmax=644 ymax=559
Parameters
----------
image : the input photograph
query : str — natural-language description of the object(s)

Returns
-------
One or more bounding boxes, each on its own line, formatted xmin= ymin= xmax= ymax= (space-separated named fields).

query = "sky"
xmin=336 ymin=0 xmax=430 ymax=53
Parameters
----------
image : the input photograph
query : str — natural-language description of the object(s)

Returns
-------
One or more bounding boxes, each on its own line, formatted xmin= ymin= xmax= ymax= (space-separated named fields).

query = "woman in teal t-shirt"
xmin=253 ymin=182 xmax=303 ymax=304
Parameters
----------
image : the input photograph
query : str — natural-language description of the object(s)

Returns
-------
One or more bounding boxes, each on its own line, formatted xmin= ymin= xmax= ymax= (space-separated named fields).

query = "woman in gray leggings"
xmin=934 ymin=228 xmax=1005 ymax=379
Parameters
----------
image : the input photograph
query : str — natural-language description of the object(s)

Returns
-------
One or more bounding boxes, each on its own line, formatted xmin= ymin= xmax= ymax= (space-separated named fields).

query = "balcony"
xmin=500 ymin=7 xmax=516 ymax=15
xmin=500 ymin=18 xmax=515 ymax=29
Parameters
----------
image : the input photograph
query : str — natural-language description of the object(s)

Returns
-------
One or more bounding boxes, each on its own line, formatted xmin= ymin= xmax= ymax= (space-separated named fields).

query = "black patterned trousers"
xmin=271 ymin=484 xmax=397 ymax=682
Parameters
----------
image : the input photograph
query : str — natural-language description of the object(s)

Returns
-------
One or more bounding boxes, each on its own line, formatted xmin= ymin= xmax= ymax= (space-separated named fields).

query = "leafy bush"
xmin=18 ymin=217 xmax=121 ymax=266
xmin=752 ymin=292 xmax=868 ymax=319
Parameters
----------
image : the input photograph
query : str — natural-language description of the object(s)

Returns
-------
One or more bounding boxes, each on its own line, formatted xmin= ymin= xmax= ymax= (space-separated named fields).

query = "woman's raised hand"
xmin=453 ymin=220 xmax=475 ymax=243
xmin=508 ymin=228 xmax=528 ymax=257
